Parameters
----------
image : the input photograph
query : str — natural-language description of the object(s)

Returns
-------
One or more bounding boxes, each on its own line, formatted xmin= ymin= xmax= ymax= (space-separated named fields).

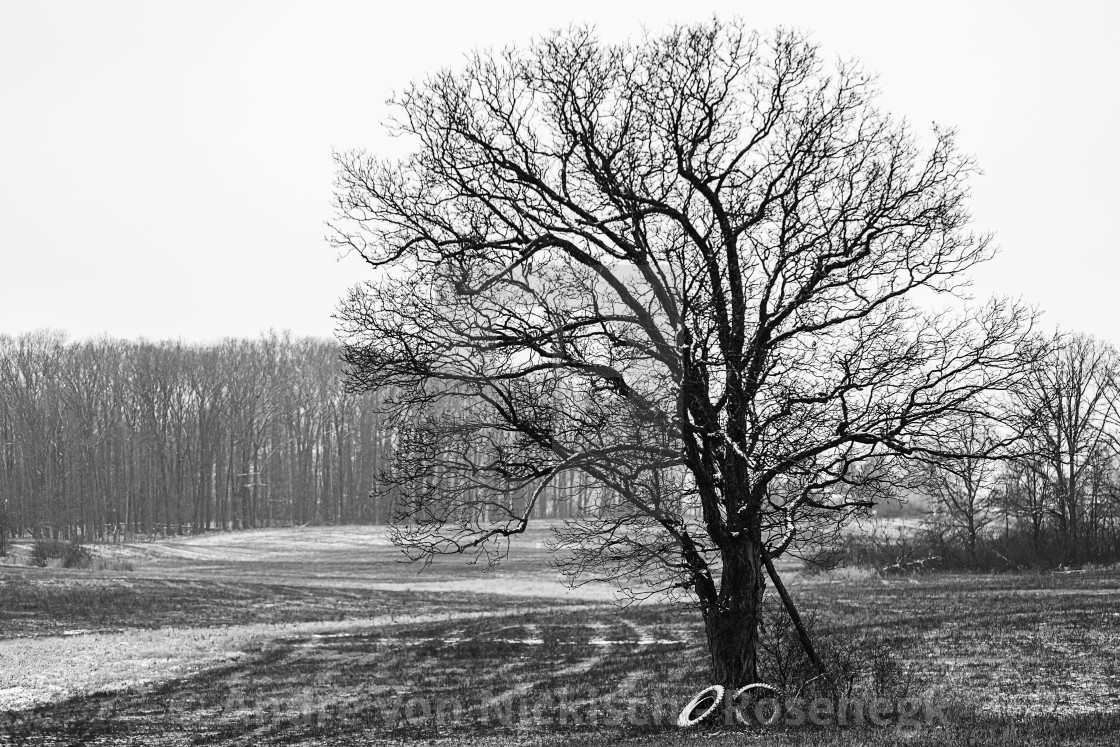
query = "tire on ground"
xmin=676 ymin=685 xmax=725 ymax=728
xmin=732 ymin=682 xmax=782 ymax=726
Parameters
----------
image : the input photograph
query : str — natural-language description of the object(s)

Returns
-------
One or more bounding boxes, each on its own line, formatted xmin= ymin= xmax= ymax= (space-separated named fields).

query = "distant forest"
xmin=0 ymin=331 xmax=585 ymax=540
xmin=6 ymin=329 xmax=1120 ymax=570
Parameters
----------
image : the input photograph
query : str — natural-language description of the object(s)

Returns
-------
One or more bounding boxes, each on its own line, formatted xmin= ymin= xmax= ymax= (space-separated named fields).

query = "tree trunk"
xmin=702 ymin=537 xmax=765 ymax=690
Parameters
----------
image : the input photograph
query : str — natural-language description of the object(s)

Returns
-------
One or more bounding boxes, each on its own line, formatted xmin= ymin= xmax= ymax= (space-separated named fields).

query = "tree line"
xmin=0 ymin=331 xmax=593 ymax=542
xmin=3 ymin=325 xmax=1118 ymax=567
xmin=0 ymin=331 xmax=618 ymax=544
xmin=0 ymin=331 xmax=376 ymax=539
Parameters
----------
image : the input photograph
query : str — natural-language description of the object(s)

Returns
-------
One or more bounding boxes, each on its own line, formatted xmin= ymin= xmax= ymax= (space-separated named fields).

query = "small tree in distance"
xmin=914 ymin=414 xmax=1003 ymax=562
xmin=331 ymin=20 xmax=1036 ymax=690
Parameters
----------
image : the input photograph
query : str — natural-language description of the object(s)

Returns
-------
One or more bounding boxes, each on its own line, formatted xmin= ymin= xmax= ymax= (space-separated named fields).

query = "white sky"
xmin=1 ymin=1 xmax=1117 ymax=343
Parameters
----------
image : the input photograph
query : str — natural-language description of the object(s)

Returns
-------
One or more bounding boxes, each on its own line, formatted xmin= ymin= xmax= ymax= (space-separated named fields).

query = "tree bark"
xmin=702 ymin=536 xmax=765 ymax=690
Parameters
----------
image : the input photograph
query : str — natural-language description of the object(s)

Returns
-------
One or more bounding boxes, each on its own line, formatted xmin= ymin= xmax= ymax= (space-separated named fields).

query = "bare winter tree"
xmin=1009 ymin=333 xmax=1119 ymax=558
xmin=332 ymin=21 xmax=1036 ymax=689
xmin=913 ymin=414 xmax=1003 ymax=560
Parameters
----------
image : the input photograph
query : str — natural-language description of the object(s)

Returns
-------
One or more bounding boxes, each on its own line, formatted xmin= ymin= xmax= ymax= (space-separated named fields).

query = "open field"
xmin=2 ymin=526 xmax=1120 ymax=745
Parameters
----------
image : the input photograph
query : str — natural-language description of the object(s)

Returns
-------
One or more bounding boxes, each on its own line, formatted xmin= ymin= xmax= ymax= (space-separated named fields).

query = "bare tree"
xmin=1010 ymin=333 xmax=1119 ymax=558
xmin=914 ymin=415 xmax=1002 ymax=560
xmin=999 ymin=456 xmax=1050 ymax=546
xmin=332 ymin=21 xmax=1034 ymax=688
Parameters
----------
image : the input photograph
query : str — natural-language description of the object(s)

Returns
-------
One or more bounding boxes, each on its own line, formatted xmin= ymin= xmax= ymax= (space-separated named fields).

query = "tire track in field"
xmin=0 ymin=605 xmax=601 ymax=712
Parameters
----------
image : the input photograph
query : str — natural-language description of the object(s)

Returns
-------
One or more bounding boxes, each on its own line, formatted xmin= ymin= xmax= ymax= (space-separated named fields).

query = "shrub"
xmin=93 ymin=557 xmax=134 ymax=572
xmin=806 ymin=525 xmax=1120 ymax=574
xmin=757 ymin=597 xmax=922 ymax=702
xmin=29 ymin=538 xmax=93 ymax=569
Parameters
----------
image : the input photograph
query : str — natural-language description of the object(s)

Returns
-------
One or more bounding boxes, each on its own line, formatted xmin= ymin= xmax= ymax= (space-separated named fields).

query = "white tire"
xmin=676 ymin=685 xmax=725 ymax=727
xmin=732 ymin=683 xmax=782 ymax=725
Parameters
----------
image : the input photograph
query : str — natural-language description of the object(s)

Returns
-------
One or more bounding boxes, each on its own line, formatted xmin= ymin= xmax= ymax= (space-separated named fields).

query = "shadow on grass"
xmin=2 ymin=605 xmax=700 ymax=746
xmin=5 ymin=571 xmax=1120 ymax=746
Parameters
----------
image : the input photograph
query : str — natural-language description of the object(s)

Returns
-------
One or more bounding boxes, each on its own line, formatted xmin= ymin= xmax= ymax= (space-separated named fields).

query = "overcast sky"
xmin=2 ymin=1 xmax=1117 ymax=343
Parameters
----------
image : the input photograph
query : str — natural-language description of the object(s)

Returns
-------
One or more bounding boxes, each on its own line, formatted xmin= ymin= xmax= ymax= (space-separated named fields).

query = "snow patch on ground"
xmin=0 ymin=608 xmax=525 ymax=711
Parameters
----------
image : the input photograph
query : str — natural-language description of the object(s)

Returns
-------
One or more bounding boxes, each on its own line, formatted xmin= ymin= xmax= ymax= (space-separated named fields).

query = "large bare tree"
xmin=331 ymin=21 xmax=1035 ymax=689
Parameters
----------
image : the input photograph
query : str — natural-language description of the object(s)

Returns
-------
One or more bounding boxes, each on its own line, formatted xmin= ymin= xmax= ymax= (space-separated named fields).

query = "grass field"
xmin=2 ymin=526 xmax=1119 ymax=746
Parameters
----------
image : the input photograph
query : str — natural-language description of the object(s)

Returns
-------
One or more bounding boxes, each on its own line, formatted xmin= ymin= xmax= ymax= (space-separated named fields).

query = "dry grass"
xmin=0 ymin=607 xmax=581 ymax=712
xmin=2 ymin=526 xmax=1119 ymax=746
